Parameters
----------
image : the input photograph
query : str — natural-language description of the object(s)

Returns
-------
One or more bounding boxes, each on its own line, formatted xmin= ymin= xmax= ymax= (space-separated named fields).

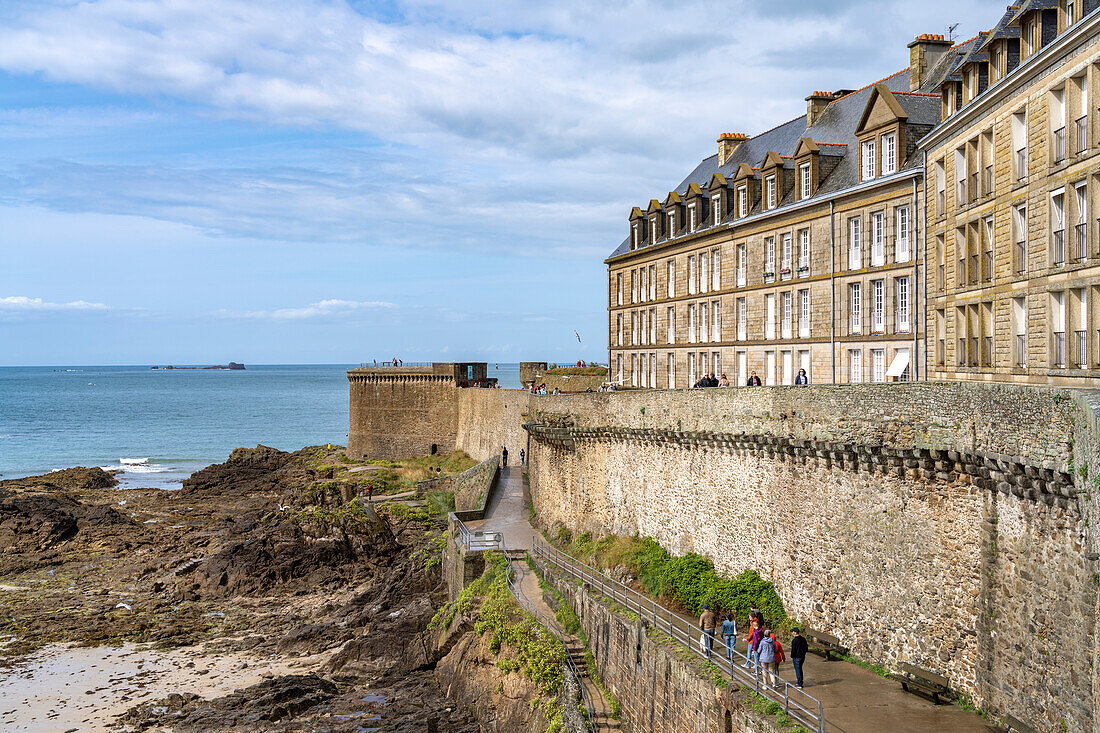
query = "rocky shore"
xmin=0 ymin=445 xmax=534 ymax=731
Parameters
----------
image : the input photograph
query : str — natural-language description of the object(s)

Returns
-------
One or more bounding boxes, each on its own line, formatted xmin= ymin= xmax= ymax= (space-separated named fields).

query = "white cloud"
xmin=0 ymin=295 xmax=108 ymax=311
xmin=227 ymin=298 xmax=395 ymax=321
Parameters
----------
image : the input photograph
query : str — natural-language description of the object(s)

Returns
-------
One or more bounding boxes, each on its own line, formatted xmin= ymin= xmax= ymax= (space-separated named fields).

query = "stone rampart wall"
xmin=454 ymin=388 xmax=529 ymax=463
xmin=525 ymin=383 xmax=1099 ymax=733
xmin=348 ymin=374 xmax=458 ymax=460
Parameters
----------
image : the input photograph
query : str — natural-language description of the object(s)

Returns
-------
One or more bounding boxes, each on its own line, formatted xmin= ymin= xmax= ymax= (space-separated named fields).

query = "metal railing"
xmin=359 ymin=361 xmax=434 ymax=367
xmin=1076 ymin=330 xmax=1087 ymax=369
xmin=969 ymin=337 xmax=979 ymax=367
xmin=969 ymin=254 xmax=979 ymax=284
xmin=1016 ymin=334 xmax=1027 ymax=368
xmin=1074 ymin=223 xmax=1087 ymax=262
xmin=1016 ymin=147 xmax=1028 ymax=179
xmin=1054 ymin=126 xmax=1066 ymax=163
xmin=1054 ymin=331 xmax=1066 ymax=368
xmin=453 ymin=519 xmax=597 ymax=731
xmin=982 ymin=336 xmax=992 ymax=367
xmin=937 ymin=190 xmax=945 ymax=215
xmin=957 ymin=338 xmax=967 ymax=366
xmin=969 ymin=172 xmax=978 ymax=202
xmin=1076 ymin=116 xmax=1088 ymax=154
xmin=1053 ymin=229 xmax=1065 ymax=265
xmin=532 ymin=535 xmax=828 ymax=733
xmin=1015 ymin=241 xmax=1027 ymax=274
xmin=937 ymin=338 xmax=945 ymax=366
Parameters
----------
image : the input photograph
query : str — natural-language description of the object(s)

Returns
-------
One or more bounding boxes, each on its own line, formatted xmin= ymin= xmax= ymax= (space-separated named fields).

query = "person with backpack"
xmin=721 ymin=613 xmax=738 ymax=662
xmin=756 ymin=629 xmax=778 ymax=688
xmin=790 ymin=627 xmax=808 ymax=688
xmin=744 ymin=617 xmax=763 ymax=670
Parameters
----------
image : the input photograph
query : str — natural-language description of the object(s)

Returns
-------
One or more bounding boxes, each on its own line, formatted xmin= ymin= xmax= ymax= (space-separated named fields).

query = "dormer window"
xmin=712 ymin=195 xmax=721 ymax=224
xmin=688 ymin=204 xmax=697 ymax=232
xmin=882 ymin=133 xmax=896 ymax=175
xmin=799 ymin=163 xmax=811 ymax=200
xmin=765 ymin=175 xmax=776 ymax=209
xmin=650 ymin=215 xmax=658 ymax=240
xmin=1024 ymin=20 xmax=1035 ymax=56
xmin=631 ymin=224 xmax=639 ymax=250
xmin=1067 ymin=0 xmax=1075 ymax=25
xmin=737 ymin=186 xmax=747 ymax=217
xmin=668 ymin=210 xmax=676 ymax=235
xmin=861 ymin=139 xmax=876 ymax=180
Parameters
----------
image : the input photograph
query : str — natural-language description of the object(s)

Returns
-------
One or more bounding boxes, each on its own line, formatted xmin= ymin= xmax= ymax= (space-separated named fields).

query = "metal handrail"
xmin=532 ymin=536 xmax=827 ymax=733
xmin=451 ymin=520 xmax=598 ymax=731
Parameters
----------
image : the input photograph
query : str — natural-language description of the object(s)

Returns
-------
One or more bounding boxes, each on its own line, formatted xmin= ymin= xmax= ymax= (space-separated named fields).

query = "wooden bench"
xmin=892 ymin=662 xmax=950 ymax=704
xmin=1001 ymin=714 xmax=1037 ymax=733
xmin=802 ymin=628 xmax=845 ymax=661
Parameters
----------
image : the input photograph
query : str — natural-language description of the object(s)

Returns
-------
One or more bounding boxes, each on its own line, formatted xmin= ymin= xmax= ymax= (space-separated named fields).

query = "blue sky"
xmin=0 ymin=0 xmax=997 ymax=366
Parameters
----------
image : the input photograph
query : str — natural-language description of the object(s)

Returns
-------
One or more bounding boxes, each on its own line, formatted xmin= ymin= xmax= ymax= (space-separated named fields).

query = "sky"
xmin=0 ymin=0 xmax=999 ymax=366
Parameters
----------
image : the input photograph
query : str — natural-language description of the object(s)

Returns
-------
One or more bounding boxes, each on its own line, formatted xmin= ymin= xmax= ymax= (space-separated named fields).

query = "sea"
xmin=0 ymin=363 xmax=522 ymax=489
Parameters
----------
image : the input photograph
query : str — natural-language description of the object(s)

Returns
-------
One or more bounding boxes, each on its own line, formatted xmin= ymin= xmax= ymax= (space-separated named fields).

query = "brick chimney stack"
xmin=805 ymin=91 xmax=833 ymax=127
xmin=907 ymin=34 xmax=952 ymax=91
xmin=717 ymin=133 xmax=748 ymax=166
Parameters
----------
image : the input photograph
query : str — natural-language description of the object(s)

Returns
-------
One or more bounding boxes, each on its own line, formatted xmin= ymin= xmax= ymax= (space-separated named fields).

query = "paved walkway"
xmin=469 ymin=467 xmax=993 ymax=733
xmin=465 ymin=465 xmax=534 ymax=551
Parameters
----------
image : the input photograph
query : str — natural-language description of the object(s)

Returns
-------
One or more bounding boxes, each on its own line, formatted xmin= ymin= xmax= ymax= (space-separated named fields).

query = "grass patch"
xmin=838 ymin=653 xmax=891 ymax=678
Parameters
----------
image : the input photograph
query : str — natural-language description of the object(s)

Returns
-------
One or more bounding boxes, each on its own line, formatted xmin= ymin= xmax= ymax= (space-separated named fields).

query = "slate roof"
xmin=978 ymin=5 xmax=1023 ymax=51
xmin=608 ymin=66 xmax=947 ymax=259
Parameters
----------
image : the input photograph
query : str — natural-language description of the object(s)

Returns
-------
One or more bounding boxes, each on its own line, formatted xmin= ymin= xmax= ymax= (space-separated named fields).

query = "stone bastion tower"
xmin=346 ymin=362 xmax=490 ymax=460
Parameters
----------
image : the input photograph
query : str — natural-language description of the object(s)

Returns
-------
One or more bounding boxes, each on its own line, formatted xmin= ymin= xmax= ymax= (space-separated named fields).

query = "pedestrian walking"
xmin=747 ymin=371 xmax=762 ymax=386
xmin=790 ymin=627 xmax=808 ymax=688
xmin=698 ymin=604 xmax=717 ymax=659
xmin=757 ymin=629 xmax=778 ymax=688
xmin=772 ymin=631 xmax=786 ymax=680
xmin=519 ymin=449 xmax=526 ymax=466
xmin=745 ymin=617 xmax=763 ymax=670
xmin=722 ymin=613 xmax=738 ymax=662
xmin=365 ymin=483 xmax=373 ymax=502
xmin=501 ymin=446 xmax=508 ymax=467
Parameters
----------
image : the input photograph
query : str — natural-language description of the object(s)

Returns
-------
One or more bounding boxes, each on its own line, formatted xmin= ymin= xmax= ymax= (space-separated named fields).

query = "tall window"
xmin=668 ymin=210 xmax=676 ymax=236
xmin=639 ymin=267 xmax=647 ymax=302
xmin=688 ymin=256 xmax=697 ymax=294
xmin=650 ymin=308 xmax=657 ymax=345
xmin=711 ymin=249 xmax=721 ymax=291
xmin=649 ymin=264 xmax=656 ymax=300
xmin=896 ymin=276 xmax=910 ymax=332
xmin=871 ymin=212 xmax=885 ymax=266
xmin=666 ymin=307 xmax=675 ymax=344
xmin=882 ymin=133 xmax=897 ymax=175
xmin=1012 ymin=111 xmax=1028 ymax=180
xmin=667 ymin=353 xmax=675 ymax=389
xmin=699 ymin=303 xmax=708 ymax=343
xmin=1012 ymin=297 xmax=1027 ymax=367
xmin=737 ymin=244 xmax=747 ymax=286
xmin=765 ymin=237 xmax=776 ymax=277
xmin=631 ymin=224 xmax=639 ymax=250
xmin=689 ymin=204 xmax=698 ymax=232
xmin=861 ymin=139 xmax=876 ymax=180
xmin=781 ymin=291 xmax=792 ymax=339
xmin=896 ymin=207 xmax=910 ymax=262
xmin=617 ymin=354 xmax=623 ymax=384
xmin=688 ymin=352 xmax=696 ymax=386
xmin=712 ymin=301 xmax=721 ymax=342
xmin=766 ymin=175 xmax=777 ymax=209
xmin=1067 ymin=0 xmax=1075 ymax=24
xmin=737 ymin=298 xmax=747 ymax=340
xmin=1051 ymin=291 xmax=1066 ymax=367
xmin=738 ymin=186 xmax=747 ymax=217
xmin=849 ymin=283 xmax=862 ymax=334
xmin=1051 ymin=87 xmax=1066 ymax=164
xmin=872 ymin=279 xmax=885 ymax=332
xmin=616 ymin=313 xmax=622 ymax=346
xmin=798 ymin=229 xmax=810 ymax=272
xmin=798 ymin=289 xmax=810 ymax=338
xmin=631 ymin=269 xmax=637 ymax=302
xmin=872 ymin=349 xmax=886 ymax=382
xmin=640 ymin=306 xmax=647 ymax=343
xmin=667 ymin=260 xmax=675 ymax=297
xmin=616 ymin=273 xmax=623 ymax=305
xmin=800 ymin=163 xmax=811 ymax=200
xmin=849 ymin=217 xmax=862 ymax=269
xmin=781 ymin=233 xmax=792 ymax=276
xmin=688 ymin=304 xmax=696 ymax=343
xmin=712 ymin=195 xmax=721 ymax=224
xmin=1013 ymin=204 xmax=1028 ymax=274
xmin=849 ymin=349 xmax=863 ymax=383
xmin=1073 ymin=182 xmax=1087 ymax=262
xmin=1051 ymin=190 xmax=1066 ymax=266
xmin=631 ymin=311 xmax=638 ymax=345
xmin=699 ymin=252 xmax=709 ymax=294
xmin=765 ymin=294 xmax=776 ymax=340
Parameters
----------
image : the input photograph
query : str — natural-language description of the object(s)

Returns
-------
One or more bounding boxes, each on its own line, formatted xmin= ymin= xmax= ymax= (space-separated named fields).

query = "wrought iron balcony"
xmin=1076 ymin=330 xmax=1087 ymax=369
xmin=1073 ymin=222 xmax=1087 ymax=262
xmin=1075 ymin=116 xmax=1087 ymax=154
xmin=1053 ymin=331 xmax=1066 ymax=369
xmin=1053 ymin=126 xmax=1066 ymax=163
xmin=1052 ymin=229 xmax=1065 ymax=266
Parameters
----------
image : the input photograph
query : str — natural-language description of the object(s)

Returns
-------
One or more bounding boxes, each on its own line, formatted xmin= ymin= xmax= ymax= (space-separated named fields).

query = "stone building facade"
xmin=608 ymin=3 xmax=1100 ymax=388
xmin=924 ymin=1 xmax=1100 ymax=386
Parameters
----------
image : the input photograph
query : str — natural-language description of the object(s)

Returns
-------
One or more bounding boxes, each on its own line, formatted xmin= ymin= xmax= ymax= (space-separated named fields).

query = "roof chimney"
xmin=805 ymin=91 xmax=833 ymax=127
xmin=907 ymin=34 xmax=952 ymax=91
xmin=717 ymin=133 xmax=748 ymax=166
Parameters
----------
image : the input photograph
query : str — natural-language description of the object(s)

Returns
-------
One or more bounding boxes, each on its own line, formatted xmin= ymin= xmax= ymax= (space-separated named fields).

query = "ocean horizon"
xmin=0 ymin=362 xmax=523 ymax=487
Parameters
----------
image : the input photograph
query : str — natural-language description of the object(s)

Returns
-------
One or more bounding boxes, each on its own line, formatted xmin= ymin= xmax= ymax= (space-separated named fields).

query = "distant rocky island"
xmin=150 ymin=362 xmax=245 ymax=370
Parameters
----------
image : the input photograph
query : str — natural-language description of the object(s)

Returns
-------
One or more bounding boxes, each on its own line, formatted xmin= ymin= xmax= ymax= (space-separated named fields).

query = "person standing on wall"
xmin=747 ymin=371 xmax=762 ymax=386
xmin=722 ymin=613 xmax=738 ymax=662
xmin=699 ymin=604 xmax=717 ymax=659
xmin=790 ymin=627 xmax=808 ymax=689
xmin=795 ymin=368 xmax=809 ymax=385
xmin=501 ymin=446 xmax=508 ymax=468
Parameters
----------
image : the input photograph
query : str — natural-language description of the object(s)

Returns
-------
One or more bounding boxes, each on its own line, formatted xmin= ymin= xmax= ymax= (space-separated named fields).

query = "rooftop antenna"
xmin=947 ymin=23 xmax=959 ymax=42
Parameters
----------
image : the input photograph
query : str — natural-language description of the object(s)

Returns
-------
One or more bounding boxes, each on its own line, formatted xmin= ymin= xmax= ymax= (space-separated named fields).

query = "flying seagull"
xmin=574 ymin=330 xmax=582 ymax=343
